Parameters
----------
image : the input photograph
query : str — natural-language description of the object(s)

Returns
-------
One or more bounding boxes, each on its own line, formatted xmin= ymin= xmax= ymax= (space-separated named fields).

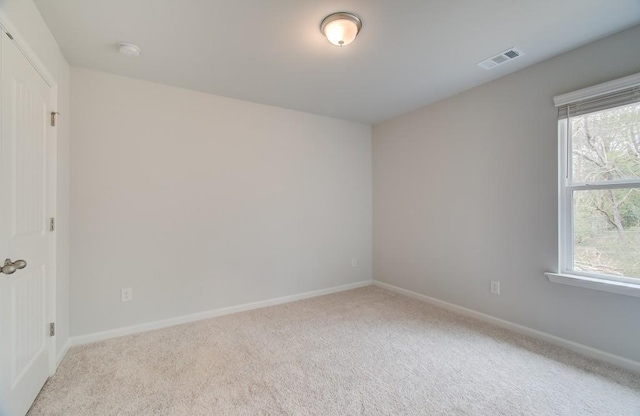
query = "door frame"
xmin=0 ymin=9 xmax=59 ymax=376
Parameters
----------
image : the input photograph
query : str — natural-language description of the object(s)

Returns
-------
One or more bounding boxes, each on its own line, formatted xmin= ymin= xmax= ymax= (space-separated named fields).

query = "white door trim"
xmin=0 ymin=9 xmax=57 ymax=88
xmin=0 ymin=9 xmax=59 ymax=376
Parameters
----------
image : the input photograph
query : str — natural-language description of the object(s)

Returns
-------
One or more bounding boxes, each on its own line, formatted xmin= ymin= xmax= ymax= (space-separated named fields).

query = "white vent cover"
xmin=477 ymin=48 xmax=524 ymax=70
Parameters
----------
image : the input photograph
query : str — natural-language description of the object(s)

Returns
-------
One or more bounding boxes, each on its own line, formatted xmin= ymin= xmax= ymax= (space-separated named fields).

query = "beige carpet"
xmin=29 ymin=286 xmax=640 ymax=415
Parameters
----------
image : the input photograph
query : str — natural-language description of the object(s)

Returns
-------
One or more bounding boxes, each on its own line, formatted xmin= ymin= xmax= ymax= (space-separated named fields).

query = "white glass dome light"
xmin=118 ymin=42 xmax=141 ymax=57
xmin=320 ymin=12 xmax=362 ymax=47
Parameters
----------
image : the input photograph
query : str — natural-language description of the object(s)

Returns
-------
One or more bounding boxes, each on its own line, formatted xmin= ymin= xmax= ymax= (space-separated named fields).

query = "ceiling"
xmin=34 ymin=0 xmax=640 ymax=124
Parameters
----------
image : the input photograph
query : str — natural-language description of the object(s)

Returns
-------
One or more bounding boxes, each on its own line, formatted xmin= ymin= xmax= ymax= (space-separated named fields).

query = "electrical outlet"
xmin=351 ymin=257 xmax=358 ymax=267
xmin=121 ymin=288 xmax=133 ymax=302
xmin=490 ymin=280 xmax=500 ymax=295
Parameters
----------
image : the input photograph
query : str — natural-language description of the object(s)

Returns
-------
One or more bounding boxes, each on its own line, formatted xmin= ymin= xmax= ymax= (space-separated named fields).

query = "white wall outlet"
xmin=121 ymin=288 xmax=133 ymax=302
xmin=351 ymin=257 xmax=358 ymax=267
xmin=490 ymin=280 xmax=501 ymax=295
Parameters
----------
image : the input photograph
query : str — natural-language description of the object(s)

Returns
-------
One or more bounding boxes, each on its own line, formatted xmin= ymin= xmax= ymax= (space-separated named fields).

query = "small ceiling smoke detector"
xmin=320 ymin=12 xmax=362 ymax=47
xmin=118 ymin=42 xmax=141 ymax=57
xmin=477 ymin=47 xmax=524 ymax=70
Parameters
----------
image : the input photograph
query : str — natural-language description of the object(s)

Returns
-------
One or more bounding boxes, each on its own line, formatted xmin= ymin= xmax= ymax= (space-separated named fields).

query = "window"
xmin=550 ymin=74 xmax=640 ymax=294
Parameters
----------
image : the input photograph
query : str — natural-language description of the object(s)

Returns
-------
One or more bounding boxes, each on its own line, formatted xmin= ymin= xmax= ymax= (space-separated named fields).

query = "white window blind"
xmin=554 ymin=72 xmax=640 ymax=118
xmin=557 ymin=85 xmax=640 ymax=119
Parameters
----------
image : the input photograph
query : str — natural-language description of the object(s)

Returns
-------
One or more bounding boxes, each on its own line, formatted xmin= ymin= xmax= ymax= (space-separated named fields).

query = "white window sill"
xmin=545 ymin=273 xmax=640 ymax=298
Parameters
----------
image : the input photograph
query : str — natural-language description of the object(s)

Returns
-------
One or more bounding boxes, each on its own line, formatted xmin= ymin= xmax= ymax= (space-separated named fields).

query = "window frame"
xmin=547 ymin=72 xmax=640 ymax=297
xmin=558 ymin=118 xmax=640 ymax=286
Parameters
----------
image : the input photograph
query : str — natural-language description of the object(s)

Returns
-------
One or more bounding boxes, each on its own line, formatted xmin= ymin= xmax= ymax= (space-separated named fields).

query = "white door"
xmin=0 ymin=31 xmax=55 ymax=416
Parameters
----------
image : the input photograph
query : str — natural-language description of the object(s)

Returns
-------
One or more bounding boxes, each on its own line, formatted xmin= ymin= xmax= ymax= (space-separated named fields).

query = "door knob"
xmin=1 ymin=258 xmax=27 ymax=275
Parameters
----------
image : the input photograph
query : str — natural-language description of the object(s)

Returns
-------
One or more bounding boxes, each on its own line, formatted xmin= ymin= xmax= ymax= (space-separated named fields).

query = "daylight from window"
xmin=570 ymin=102 xmax=640 ymax=279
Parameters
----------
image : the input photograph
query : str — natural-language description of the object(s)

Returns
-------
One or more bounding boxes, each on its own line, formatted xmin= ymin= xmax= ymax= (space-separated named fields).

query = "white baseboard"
xmin=373 ymin=280 xmax=640 ymax=374
xmin=67 ymin=278 xmax=639 ymax=374
xmin=55 ymin=338 xmax=71 ymax=370
xmin=71 ymin=280 xmax=373 ymax=346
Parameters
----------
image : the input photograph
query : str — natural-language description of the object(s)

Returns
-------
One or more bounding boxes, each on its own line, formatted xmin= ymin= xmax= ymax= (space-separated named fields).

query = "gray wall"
xmin=1 ymin=0 xmax=71 ymax=359
xmin=373 ymin=25 xmax=640 ymax=362
xmin=71 ymin=68 xmax=372 ymax=336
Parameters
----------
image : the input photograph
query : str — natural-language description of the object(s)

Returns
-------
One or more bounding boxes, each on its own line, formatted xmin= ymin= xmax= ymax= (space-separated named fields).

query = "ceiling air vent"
xmin=477 ymin=48 xmax=524 ymax=70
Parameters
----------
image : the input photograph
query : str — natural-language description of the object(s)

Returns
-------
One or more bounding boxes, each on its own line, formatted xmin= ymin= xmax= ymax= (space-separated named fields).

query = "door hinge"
xmin=50 ymin=217 xmax=55 ymax=232
xmin=50 ymin=322 xmax=55 ymax=337
xmin=50 ymin=112 xmax=60 ymax=127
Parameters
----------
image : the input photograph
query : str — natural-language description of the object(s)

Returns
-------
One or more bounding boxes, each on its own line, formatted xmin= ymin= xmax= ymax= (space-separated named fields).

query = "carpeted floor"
xmin=28 ymin=286 xmax=640 ymax=415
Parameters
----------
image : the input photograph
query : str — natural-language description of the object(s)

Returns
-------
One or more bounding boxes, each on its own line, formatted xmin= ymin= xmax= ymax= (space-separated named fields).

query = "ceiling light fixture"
xmin=118 ymin=42 xmax=141 ymax=57
xmin=320 ymin=12 xmax=362 ymax=47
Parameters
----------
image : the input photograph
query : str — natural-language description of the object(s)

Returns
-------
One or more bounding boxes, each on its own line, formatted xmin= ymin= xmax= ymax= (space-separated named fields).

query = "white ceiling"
xmin=34 ymin=0 xmax=640 ymax=124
